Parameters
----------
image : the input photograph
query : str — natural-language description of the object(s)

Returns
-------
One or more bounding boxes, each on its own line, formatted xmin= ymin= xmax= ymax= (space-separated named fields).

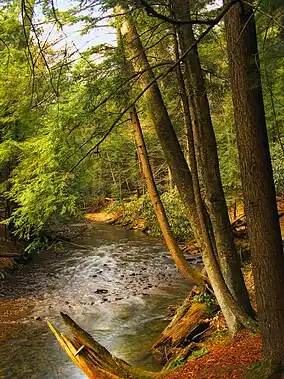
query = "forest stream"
xmin=0 ymin=222 xmax=195 ymax=379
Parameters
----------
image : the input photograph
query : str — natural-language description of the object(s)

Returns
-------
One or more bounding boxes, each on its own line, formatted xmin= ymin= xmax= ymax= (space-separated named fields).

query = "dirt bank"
xmin=85 ymin=211 xmax=119 ymax=223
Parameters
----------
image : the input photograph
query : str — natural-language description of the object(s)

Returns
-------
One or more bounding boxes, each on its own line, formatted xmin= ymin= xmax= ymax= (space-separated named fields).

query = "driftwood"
xmin=48 ymin=313 xmax=164 ymax=379
xmin=48 ymin=292 xmax=220 ymax=378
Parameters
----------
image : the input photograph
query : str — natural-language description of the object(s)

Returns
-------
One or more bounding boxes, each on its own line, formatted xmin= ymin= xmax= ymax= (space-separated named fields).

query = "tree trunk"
xmin=117 ymin=21 xmax=206 ymax=287
xmin=120 ymin=10 xmax=201 ymax=241
xmin=172 ymin=29 xmax=257 ymax=334
xmin=224 ymin=0 xmax=284 ymax=374
xmin=119 ymin=7 xmax=257 ymax=332
xmin=130 ymin=106 xmax=207 ymax=287
xmin=171 ymin=0 xmax=254 ymax=333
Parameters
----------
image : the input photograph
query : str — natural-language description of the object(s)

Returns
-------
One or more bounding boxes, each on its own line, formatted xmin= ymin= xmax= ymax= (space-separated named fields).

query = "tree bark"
xmin=130 ymin=106 xmax=207 ymax=287
xmin=119 ymin=7 xmax=257 ymax=332
xmin=224 ymin=0 xmax=284 ymax=373
xmin=117 ymin=22 xmax=206 ymax=287
xmin=171 ymin=0 xmax=254 ymax=333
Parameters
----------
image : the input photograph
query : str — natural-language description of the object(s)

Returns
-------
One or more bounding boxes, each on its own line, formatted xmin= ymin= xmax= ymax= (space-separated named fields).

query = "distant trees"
xmin=0 ymin=1 xmax=110 ymax=246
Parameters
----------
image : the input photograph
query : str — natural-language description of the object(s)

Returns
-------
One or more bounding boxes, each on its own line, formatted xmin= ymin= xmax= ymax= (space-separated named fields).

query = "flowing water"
xmin=0 ymin=222 xmax=195 ymax=379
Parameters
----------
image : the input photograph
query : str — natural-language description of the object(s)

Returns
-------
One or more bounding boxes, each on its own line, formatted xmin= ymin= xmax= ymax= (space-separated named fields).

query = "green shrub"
xmin=160 ymin=189 xmax=193 ymax=240
xmin=109 ymin=189 xmax=193 ymax=241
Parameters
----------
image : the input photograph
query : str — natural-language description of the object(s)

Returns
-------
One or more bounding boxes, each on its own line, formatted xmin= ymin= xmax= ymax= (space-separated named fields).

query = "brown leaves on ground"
xmin=165 ymin=330 xmax=262 ymax=379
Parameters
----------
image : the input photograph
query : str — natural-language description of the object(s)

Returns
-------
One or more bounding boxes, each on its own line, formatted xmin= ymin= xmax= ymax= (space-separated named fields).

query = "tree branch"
xmin=137 ymin=0 xmax=216 ymax=25
xmin=70 ymin=0 xmax=241 ymax=171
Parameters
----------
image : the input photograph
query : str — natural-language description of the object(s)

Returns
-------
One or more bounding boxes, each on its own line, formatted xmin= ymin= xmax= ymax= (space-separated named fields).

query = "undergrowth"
xmin=107 ymin=189 xmax=193 ymax=241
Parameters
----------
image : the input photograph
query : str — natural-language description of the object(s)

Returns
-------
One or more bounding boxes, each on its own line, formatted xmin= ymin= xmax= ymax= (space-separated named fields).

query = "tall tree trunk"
xmin=224 ymin=0 xmax=284 ymax=374
xmin=120 ymin=9 xmax=201 ymax=240
xmin=119 ymin=7 xmax=257 ymax=332
xmin=130 ymin=106 xmax=207 ymax=287
xmin=172 ymin=24 xmax=255 ymax=334
xmin=116 ymin=23 xmax=206 ymax=287
xmin=171 ymin=0 xmax=254 ymax=331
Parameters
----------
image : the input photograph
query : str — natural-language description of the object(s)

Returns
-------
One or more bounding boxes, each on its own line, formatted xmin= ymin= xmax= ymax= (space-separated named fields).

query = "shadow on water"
xmin=0 ymin=222 xmax=193 ymax=378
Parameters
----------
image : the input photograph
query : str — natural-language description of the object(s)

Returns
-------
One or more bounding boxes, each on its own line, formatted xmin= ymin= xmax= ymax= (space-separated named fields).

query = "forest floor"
xmin=161 ymin=195 xmax=284 ymax=379
xmin=164 ymin=329 xmax=262 ymax=379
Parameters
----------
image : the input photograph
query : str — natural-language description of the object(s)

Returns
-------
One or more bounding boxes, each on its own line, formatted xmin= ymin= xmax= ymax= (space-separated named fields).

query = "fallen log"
xmin=151 ymin=293 xmax=216 ymax=365
xmin=48 ymin=313 xmax=164 ymax=379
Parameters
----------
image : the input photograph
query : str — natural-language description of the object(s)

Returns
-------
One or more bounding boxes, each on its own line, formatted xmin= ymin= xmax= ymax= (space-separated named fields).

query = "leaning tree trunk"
xmin=130 ymin=105 xmax=207 ymax=287
xmin=119 ymin=9 xmax=201 ymax=241
xmin=171 ymin=28 xmax=238 ymax=333
xmin=171 ymin=0 xmax=254 ymax=333
xmin=225 ymin=0 xmax=284 ymax=374
xmin=119 ymin=6 xmax=257 ymax=331
xmin=116 ymin=24 xmax=206 ymax=287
